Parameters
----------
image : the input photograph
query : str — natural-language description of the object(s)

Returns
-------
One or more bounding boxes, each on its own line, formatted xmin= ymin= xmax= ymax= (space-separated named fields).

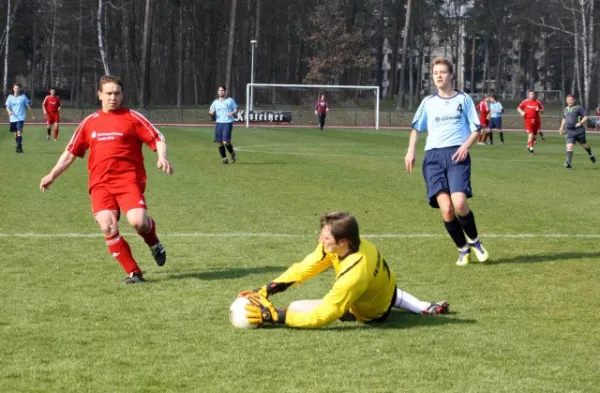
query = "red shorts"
xmin=479 ymin=115 xmax=490 ymax=128
xmin=90 ymin=183 xmax=147 ymax=216
xmin=525 ymin=118 xmax=540 ymax=134
xmin=46 ymin=112 xmax=60 ymax=125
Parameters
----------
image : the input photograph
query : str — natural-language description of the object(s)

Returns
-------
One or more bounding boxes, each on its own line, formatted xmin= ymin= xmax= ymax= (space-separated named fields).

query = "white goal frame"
xmin=245 ymin=83 xmax=380 ymax=129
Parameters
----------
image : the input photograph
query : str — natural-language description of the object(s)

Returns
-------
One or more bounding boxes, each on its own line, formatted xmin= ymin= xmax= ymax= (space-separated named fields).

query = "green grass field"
xmin=1 ymin=125 xmax=600 ymax=393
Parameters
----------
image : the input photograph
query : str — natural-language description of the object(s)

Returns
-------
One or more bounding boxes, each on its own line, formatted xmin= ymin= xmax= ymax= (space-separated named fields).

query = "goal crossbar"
xmin=245 ymin=83 xmax=380 ymax=129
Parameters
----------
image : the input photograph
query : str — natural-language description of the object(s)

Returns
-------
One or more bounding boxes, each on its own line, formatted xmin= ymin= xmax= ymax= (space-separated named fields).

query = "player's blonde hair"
xmin=98 ymin=75 xmax=124 ymax=92
xmin=320 ymin=211 xmax=360 ymax=252
xmin=431 ymin=57 xmax=454 ymax=75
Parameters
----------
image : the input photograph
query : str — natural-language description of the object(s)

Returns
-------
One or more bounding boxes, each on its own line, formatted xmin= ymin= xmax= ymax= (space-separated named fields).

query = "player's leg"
xmin=498 ymin=127 xmax=504 ymax=145
xmin=527 ymin=131 xmax=535 ymax=153
xmin=10 ymin=122 xmax=18 ymax=151
xmin=222 ymin=123 xmax=236 ymax=163
xmin=579 ymin=134 xmax=595 ymax=163
xmin=126 ymin=207 xmax=166 ymax=267
xmin=214 ymin=124 xmax=228 ymax=164
xmin=15 ymin=122 xmax=24 ymax=153
xmin=46 ymin=119 xmax=51 ymax=139
xmin=92 ymin=187 xmax=144 ymax=283
xmin=320 ymin=113 xmax=326 ymax=130
xmin=448 ymin=154 xmax=488 ymax=263
xmin=565 ymin=138 xmax=575 ymax=169
xmin=53 ymin=119 xmax=59 ymax=141
xmin=393 ymin=287 xmax=449 ymax=315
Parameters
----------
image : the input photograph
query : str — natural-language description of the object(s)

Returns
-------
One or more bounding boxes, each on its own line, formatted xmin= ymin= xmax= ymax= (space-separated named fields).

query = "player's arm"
xmin=405 ymin=129 xmax=419 ymax=173
xmin=5 ymin=102 xmax=11 ymax=117
xmin=227 ymin=100 xmax=238 ymax=118
xmin=155 ymin=141 xmax=173 ymax=175
xmin=26 ymin=104 xmax=35 ymax=120
xmin=517 ymin=101 xmax=525 ymax=116
xmin=208 ymin=102 xmax=215 ymax=115
xmin=537 ymin=101 xmax=544 ymax=113
xmin=559 ymin=119 xmax=566 ymax=134
xmin=241 ymin=244 xmax=332 ymax=299
xmin=40 ymin=150 xmax=78 ymax=191
xmin=452 ymin=97 xmax=481 ymax=162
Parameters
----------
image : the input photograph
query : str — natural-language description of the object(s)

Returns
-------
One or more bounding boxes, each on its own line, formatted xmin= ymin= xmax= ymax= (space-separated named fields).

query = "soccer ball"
xmin=229 ymin=297 xmax=257 ymax=329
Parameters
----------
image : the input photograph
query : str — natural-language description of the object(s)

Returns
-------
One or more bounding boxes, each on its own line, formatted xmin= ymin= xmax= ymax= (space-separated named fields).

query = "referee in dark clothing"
xmin=559 ymin=94 xmax=595 ymax=169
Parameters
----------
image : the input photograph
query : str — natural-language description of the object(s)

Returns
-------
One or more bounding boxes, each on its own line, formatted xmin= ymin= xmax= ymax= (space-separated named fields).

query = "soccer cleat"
xmin=469 ymin=241 xmax=489 ymax=262
xmin=422 ymin=301 xmax=450 ymax=315
xmin=222 ymin=158 xmax=229 ymax=164
xmin=455 ymin=249 xmax=471 ymax=266
xmin=564 ymin=162 xmax=572 ymax=169
xmin=47 ymin=134 xmax=50 ymax=140
xmin=122 ymin=272 xmax=146 ymax=285
xmin=151 ymin=241 xmax=166 ymax=267
xmin=16 ymin=147 xmax=23 ymax=153
xmin=231 ymin=152 xmax=237 ymax=163
xmin=590 ymin=155 xmax=596 ymax=163
xmin=529 ymin=147 xmax=534 ymax=154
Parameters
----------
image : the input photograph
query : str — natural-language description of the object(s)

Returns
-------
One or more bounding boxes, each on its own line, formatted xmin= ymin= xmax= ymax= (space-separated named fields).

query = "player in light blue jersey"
xmin=209 ymin=85 xmax=239 ymax=164
xmin=405 ymin=57 xmax=489 ymax=266
xmin=5 ymin=84 xmax=35 ymax=153
xmin=488 ymin=95 xmax=504 ymax=145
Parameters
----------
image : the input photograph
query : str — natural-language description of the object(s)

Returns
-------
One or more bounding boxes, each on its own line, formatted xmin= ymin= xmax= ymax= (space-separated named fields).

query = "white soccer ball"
xmin=229 ymin=297 xmax=257 ymax=329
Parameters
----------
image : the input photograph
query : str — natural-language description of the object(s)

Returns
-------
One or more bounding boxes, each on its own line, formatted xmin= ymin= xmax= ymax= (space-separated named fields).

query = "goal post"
xmin=245 ymin=83 xmax=380 ymax=129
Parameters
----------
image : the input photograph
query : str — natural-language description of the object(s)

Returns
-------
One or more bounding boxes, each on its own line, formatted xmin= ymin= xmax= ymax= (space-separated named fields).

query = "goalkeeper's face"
xmin=319 ymin=225 xmax=347 ymax=254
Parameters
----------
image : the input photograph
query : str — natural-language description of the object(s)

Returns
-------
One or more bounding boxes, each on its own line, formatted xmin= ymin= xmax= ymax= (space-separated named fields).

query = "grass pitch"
xmin=1 ymin=126 xmax=599 ymax=393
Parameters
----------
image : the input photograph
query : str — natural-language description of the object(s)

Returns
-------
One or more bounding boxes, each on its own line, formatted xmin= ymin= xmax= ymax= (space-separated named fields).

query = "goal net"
xmin=245 ymin=83 xmax=380 ymax=129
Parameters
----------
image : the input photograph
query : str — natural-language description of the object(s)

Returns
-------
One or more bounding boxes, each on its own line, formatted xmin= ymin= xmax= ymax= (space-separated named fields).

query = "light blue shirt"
xmin=412 ymin=91 xmax=480 ymax=151
xmin=210 ymin=97 xmax=238 ymax=123
xmin=489 ymin=102 xmax=503 ymax=118
xmin=5 ymin=94 xmax=30 ymax=122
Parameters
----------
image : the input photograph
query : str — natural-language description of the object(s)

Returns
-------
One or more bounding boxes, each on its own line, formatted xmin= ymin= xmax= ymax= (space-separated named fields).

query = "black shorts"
xmin=339 ymin=287 xmax=397 ymax=324
xmin=10 ymin=121 xmax=24 ymax=132
xmin=566 ymin=130 xmax=587 ymax=145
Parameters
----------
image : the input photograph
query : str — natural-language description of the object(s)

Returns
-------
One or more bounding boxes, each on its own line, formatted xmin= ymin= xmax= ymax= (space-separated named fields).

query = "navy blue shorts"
xmin=9 ymin=121 xmax=24 ymax=132
xmin=490 ymin=117 xmax=502 ymax=129
xmin=214 ymin=122 xmax=234 ymax=142
xmin=422 ymin=146 xmax=472 ymax=208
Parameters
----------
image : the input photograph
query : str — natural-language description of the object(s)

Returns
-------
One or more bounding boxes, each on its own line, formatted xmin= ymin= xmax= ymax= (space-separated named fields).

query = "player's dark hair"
xmin=320 ymin=211 xmax=361 ymax=252
xmin=98 ymin=75 xmax=124 ymax=92
xmin=431 ymin=57 xmax=454 ymax=75
xmin=490 ymin=95 xmax=497 ymax=100
xmin=566 ymin=94 xmax=575 ymax=99
xmin=218 ymin=85 xmax=227 ymax=91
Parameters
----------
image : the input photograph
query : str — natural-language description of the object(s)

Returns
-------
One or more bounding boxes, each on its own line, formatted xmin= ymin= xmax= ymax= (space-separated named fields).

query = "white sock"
xmin=393 ymin=288 xmax=431 ymax=314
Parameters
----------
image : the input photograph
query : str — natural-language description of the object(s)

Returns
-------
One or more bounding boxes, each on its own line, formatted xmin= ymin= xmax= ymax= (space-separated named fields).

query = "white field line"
xmin=1 ymin=232 xmax=599 ymax=239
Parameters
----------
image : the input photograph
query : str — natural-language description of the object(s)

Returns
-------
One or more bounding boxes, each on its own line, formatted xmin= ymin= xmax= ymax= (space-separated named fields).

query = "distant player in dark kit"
xmin=314 ymin=94 xmax=329 ymax=130
xmin=43 ymin=88 xmax=62 ymax=141
xmin=559 ymin=94 xmax=595 ymax=169
xmin=209 ymin=85 xmax=239 ymax=164
xmin=405 ymin=57 xmax=489 ymax=266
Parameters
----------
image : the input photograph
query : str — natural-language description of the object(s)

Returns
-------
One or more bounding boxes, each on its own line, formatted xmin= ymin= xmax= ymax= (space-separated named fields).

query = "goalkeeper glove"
xmin=237 ymin=281 xmax=293 ymax=299
xmin=244 ymin=294 xmax=286 ymax=326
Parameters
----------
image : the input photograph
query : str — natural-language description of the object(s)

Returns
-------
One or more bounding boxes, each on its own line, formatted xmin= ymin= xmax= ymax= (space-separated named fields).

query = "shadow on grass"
xmin=164 ymin=265 xmax=282 ymax=281
xmin=489 ymin=251 xmax=600 ymax=265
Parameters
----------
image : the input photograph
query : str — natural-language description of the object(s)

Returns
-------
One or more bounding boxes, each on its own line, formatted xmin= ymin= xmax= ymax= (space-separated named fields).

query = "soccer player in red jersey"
xmin=476 ymin=95 xmax=490 ymax=144
xmin=314 ymin=94 xmax=329 ymax=130
xmin=39 ymin=75 xmax=174 ymax=284
xmin=518 ymin=91 xmax=545 ymax=153
xmin=42 ymin=88 xmax=62 ymax=141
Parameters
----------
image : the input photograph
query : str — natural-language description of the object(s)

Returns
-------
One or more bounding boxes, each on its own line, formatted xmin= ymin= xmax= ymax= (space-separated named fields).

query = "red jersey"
xmin=315 ymin=99 xmax=328 ymax=114
xmin=518 ymin=99 xmax=544 ymax=120
xmin=67 ymin=107 xmax=165 ymax=192
xmin=43 ymin=95 xmax=61 ymax=114
xmin=476 ymin=100 xmax=490 ymax=115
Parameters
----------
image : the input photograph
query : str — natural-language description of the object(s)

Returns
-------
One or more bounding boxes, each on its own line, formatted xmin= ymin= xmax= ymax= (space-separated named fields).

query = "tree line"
xmin=0 ymin=0 xmax=598 ymax=109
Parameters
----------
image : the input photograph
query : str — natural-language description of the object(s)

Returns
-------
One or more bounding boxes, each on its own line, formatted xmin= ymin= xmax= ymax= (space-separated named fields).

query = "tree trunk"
xmin=470 ymin=37 xmax=475 ymax=93
xmin=388 ymin=11 xmax=401 ymax=100
xmin=408 ymin=42 xmax=414 ymax=110
xmin=375 ymin=0 xmax=385 ymax=97
xmin=225 ymin=0 xmax=237 ymax=93
xmin=515 ymin=35 xmax=522 ymax=97
xmin=139 ymin=0 xmax=152 ymax=107
xmin=396 ymin=0 xmax=411 ymax=109
xmin=97 ymin=0 xmax=110 ymax=75
xmin=50 ymin=0 xmax=58 ymax=87
xmin=176 ymin=1 xmax=184 ymax=107
xmin=3 ymin=0 xmax=11 ymax=93
xmin=31 ymin=8 xmax=37 ymax=106
xmin=76 ymin=0 xmax=83 ymax=107
xmin=483 ymin=39 xmax=489 ymax=94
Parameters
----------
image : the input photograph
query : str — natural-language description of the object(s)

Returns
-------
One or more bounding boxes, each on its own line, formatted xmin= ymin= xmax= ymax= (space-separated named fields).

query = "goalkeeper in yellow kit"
xmin=241 ymin=212 xmax=449 ymax=328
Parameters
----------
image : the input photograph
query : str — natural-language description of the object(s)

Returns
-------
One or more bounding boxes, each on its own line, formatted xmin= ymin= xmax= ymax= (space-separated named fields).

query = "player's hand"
xmin=238 ymin=284 xmax=270 ymax=299
xmin=32 ymin=115 xmax=36 ymax=120
xmin=40 ymin=174 xmax=55 ymax=191
xmin=452 ymin=145 xmax=469 ymax=163
xmin=559 ymin=129 xmax=564 ymax=135
xmin=157 ymin=158 xmax=173 ymax=175
xmin=244 ymin=294 xmax=286 ymax=325
xmin=314 ymin=110 xmax=318 ymax=116
xmin=404 ymin=151 xmax=416 ymax=173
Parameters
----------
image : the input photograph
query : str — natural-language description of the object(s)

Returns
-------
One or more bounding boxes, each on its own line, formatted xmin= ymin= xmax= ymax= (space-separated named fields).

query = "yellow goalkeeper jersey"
xmin=274 ymin=238 xmax=397 ymax=328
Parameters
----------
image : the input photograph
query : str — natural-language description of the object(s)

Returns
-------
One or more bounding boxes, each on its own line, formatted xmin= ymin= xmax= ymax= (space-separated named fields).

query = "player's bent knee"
xmin=126 ymin=208 xmax=147 ymax=231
